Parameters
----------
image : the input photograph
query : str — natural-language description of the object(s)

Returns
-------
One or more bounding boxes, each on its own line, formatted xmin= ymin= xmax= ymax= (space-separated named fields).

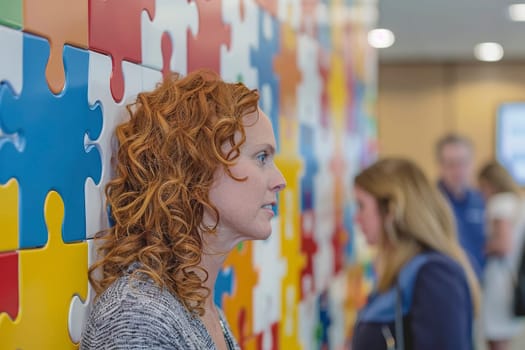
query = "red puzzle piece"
xmin=331 ymin=151 xmax=347 ymax=274
xmin=256 ymin=321 xmax=279 ymax=350
xmin=318 ymin=49 xmax=330 ymax=128
xmin=0 ymin=252 xmax=19 ymax=320
xmin=161 ymin=31 xmax=173 ymax=79
xmin=187 ymin=0 xmax=231 ymax=73
xmin=89 ymin=0 xmax=155 ymax=102
xmin=300 ymin=211 xmax=318 ymax=299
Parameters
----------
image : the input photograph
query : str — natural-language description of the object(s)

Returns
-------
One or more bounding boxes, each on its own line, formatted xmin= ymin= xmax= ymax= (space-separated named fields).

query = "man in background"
xmin=436 ymin=133 xmax=486 ymax=281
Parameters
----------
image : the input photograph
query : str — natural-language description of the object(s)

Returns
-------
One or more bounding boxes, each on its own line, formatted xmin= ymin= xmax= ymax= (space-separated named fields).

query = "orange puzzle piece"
xmin=223 ymin=242 xmax=259 ymax=350
xmin=23 ymin=0 xmax=89 ymax=93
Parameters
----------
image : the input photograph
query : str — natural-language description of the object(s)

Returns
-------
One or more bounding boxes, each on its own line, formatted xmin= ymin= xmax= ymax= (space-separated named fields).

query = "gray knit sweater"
xmin=80 ymin=264 xmax=240 ymax=349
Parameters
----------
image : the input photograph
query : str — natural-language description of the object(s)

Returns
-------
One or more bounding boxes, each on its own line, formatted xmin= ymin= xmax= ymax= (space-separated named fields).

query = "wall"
xmin=0 ymin=1 xmax=377 ymax=349
xmin=378 ymin=62 xmax=525 ymax=181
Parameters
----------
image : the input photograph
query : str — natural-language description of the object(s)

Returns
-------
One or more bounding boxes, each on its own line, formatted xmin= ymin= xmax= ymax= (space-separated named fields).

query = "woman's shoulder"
xmin=94 ymin=271 xmax=185 ymax=315
xmin=487 ymin=192 xmax=521 ymax=219
xmin=81 ymin=266 xmax=201 ymax=349
xmin=399 ymin=252 xmax=468 ymax=308
xmin=82 ymin=266 xmax=196 ymax=348
xmin=416 ymin=252 xmax=465 ymax=280
xmin=399 ymin=251 xmax=464 ymax=286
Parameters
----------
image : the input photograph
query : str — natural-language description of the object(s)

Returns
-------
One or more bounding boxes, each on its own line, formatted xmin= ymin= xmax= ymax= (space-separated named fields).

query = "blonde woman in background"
xmin=351 ymin=158 xmax=480 ymax=350
xmin=478 ymin=161 xmax=525 ymax=350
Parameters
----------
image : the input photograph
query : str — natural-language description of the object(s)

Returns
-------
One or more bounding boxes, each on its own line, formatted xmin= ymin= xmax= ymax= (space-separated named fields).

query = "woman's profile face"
xmin=207 ymin=109 xmax=286 ymax=242
xmin=354 ymin=185 xmax=382 ymax=246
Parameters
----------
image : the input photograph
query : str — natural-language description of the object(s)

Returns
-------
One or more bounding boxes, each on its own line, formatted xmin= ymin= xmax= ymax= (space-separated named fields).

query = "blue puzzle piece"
xmin=352 ymin=79 xmax=366 ymax=135
xmin=299 ymin=125 xmax=319 ymax=211
xmin=317 ymin=0 xmax=332 ymax=52
xmin=214 ymin=266 xmax=234 ymax=308
xmin=317 ymin=291 xmax=332 ymax=348
xmin=250 ymin=9 xmax=280 ymax=152
xmin=343 ymin=201 xmax=356 ymax=263
xmin=0 ymin=32 xmax=102 ymax=248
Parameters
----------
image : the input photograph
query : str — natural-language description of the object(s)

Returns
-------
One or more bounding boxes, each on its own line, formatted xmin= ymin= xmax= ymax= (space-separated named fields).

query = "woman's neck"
xmin=199 ymin=251 xmax=228 ymax=310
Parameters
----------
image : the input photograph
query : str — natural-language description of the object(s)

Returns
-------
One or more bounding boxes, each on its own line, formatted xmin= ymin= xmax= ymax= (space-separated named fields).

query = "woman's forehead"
xmin=243 ymin=111 xmax=275 ymax=145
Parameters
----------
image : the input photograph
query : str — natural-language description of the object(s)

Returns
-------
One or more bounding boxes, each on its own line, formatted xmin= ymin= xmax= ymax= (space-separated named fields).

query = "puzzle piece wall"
xmin=0 ymin=0 xmax=377 ymax=348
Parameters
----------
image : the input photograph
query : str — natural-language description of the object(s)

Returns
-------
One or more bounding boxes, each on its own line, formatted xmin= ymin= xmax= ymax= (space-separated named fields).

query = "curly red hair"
xmin=89 ymin=69 xmax=259 ymax=316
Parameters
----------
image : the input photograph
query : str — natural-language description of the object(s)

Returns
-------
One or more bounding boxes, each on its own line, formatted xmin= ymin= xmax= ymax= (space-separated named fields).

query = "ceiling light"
xmin=368 ymin=28 xmax=395 ymax=49
xmin=509 ymin=4 xmax=525 ymax=21
xmin=474 ymin=42 xmax=504 ymax=62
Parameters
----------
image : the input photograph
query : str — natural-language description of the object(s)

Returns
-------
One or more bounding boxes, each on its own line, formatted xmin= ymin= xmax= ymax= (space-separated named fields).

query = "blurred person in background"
xmin=436 ymin=133 xmax=486 ymax=281
xmin=351 ymin=158 xmax=480 ymax=350
xmin=478 ymin=161 xmax=525 ymax=350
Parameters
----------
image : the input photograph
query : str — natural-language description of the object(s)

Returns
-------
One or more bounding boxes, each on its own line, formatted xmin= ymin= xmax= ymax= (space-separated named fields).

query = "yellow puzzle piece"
xmin=0 ymin=178 xmax=19 ymax=252
xmin=278 ymin=155 xmax=306 ymax=350
xmin=0 ymin=191 xmax=88 ymax=349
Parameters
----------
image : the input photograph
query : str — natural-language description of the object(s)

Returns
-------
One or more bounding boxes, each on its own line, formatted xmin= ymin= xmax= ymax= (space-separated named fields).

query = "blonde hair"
xmin=478 ymin=161 xmax=521 ymax=195
xmin=354 ymin=158 xmax=480 ymax=314
xmin=89 ymin=70 xmax=259 ymax=316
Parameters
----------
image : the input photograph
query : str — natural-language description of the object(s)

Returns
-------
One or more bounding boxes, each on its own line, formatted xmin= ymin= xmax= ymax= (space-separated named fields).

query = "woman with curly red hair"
xmin=81 ymin=69 xmax=286 ymax=349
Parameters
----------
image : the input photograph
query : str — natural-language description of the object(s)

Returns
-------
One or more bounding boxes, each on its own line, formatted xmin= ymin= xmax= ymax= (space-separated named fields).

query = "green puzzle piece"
xmin=0 ymin=0 xmax=23 ymax=29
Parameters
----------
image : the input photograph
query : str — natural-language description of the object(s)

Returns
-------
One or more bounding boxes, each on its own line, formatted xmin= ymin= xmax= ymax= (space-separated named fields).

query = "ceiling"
xmin=377 ymin=0 xmax=525 ymax=62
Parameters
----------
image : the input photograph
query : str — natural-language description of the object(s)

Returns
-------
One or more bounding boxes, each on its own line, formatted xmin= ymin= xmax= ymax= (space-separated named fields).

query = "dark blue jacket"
xmin=352 ymin=252 xmax=474 ymax=350
xmin=438 ymin=181 xmax=486 ymax=281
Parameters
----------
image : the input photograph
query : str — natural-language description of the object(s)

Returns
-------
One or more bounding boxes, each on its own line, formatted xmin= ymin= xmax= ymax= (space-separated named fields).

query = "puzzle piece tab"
xmin=24 ymin=0 xmax=88 ymax=93
xmin=141 ymin=0 xmax=198 ymax=74
xmin=89 ymin=0 xmax=155 ymax=102
xmin=68 ymin=239 xmax=96 ymax=343
xmin=0 ymin=191 xmax=88 ymax=348
xmin=188 ymin=0 xmax=231 ymax=73
xmin=0 ymin=32 xmax=102 ymax=248
xmin=214 ymin=266 xmax=234 ymax=308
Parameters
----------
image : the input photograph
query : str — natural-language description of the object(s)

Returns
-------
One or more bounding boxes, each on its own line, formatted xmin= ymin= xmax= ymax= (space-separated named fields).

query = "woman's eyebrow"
xmin=255 ymin=144 xmax=276 ymax=155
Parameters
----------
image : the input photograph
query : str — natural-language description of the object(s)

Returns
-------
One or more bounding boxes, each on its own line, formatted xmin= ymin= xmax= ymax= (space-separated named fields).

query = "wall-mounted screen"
xmin=496 ymin=103 xmax=525 ymax=185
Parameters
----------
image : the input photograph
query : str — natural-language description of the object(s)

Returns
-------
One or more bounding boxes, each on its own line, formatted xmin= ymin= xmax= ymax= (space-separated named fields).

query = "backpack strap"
xmin=395 ymin=282 xmax=405 ymax=350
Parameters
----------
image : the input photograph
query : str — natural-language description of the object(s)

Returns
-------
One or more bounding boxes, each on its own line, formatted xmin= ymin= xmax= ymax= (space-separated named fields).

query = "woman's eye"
xmin=256 ymin=152 xmax=268 ymax=164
